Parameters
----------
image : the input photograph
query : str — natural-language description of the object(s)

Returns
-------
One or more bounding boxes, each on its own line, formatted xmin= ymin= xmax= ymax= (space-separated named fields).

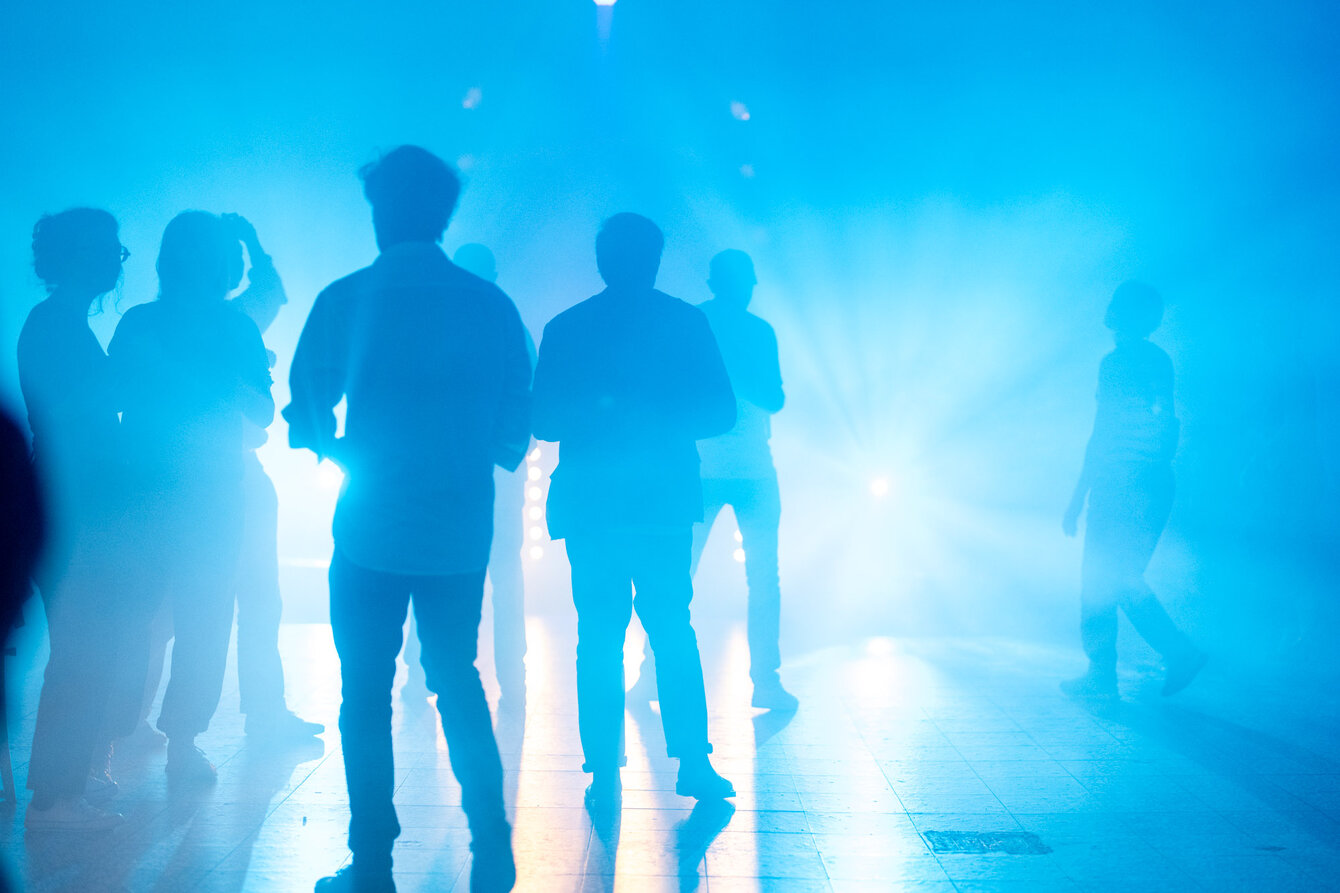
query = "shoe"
xmin=166 ymin=743 xmax=217 ymax=784
xmin=1162 ymin=649 xmax=1208 ymax=696
xmin=25 ymin=797 xmax=124 ymax=831
xmin=470 ymin=828 xmax=517 ymax=893
xmin=751 ymin=680 xmax=799 ymax=712
xmin=314 ymin=865 xmax=397 ymax=893
xmin=85 ymin=770 xmax=119 ymax=804
xmin=246 ymin=710 xmax=325 ymax=739
xmin=584 ymin=770 xmax=622 ymax=813
xmin=1060 ymin=668 xmax=1118 ymax=700
xmin=676 ymin=758 xmax=735 ymax=800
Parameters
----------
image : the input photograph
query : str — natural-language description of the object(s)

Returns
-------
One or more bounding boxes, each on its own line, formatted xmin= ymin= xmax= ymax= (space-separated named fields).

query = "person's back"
xmin=1089 ymin=338 xmax=1178 ymax=474
xmin=534 ymin=286 xmax=734 ymax=536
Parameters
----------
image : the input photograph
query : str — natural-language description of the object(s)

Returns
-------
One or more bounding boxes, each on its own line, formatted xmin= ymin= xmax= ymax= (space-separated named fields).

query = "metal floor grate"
xmin=923 ymin=830 xmax=1053 ymax=855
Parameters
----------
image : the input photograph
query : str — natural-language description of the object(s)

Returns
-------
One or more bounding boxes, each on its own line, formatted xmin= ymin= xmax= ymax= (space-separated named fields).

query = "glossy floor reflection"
xmin=3 ymin=617 xmax=1339 ymax=892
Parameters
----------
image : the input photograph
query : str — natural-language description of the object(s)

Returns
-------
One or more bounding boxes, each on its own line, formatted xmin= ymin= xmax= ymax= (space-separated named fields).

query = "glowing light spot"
xmin=527 ymin=505 xmax=543 ymax=521
xmin=869 ymin=476 xmax=891 ymax=498
xmin=528 ymin=526 xmax=544 ymax=541
xmin=528 ymin=447 xmax=542 ymax=463
xmin=593 ymin=0 xmax=616 ymax=6
xmin=733 ymin=529 xmax=743 ymax=543
xmin=462 ymin=87 xmax=483 ymax=110
xmin=317 ymin=462 xmax=344 ymax=490
xmin=866 ymin=637 xmax=896 ymax=656
xmin=528 ymin=545 xmax=544 ymax=560
xmin=527 ymin=485 xmax=542 ymax=501
xmin=739 ymin=163 xmax=756 ymax=179
xmin=527 ymin=465 xmax=542 ymax=481
xmin=732 ymin=548 xmax=746 ymax=563
xmin=457 ymin=154 xmax=476 ymax=172
xmin=730 ymin=100 xmax=751 ymax=121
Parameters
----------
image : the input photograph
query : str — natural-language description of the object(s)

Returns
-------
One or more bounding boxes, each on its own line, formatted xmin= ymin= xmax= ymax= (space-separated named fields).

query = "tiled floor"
xmin=2 ymin=615 xmax=1338 ymax=892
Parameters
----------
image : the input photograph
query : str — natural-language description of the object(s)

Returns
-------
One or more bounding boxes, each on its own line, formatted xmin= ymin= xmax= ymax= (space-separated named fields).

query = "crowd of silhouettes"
xmin=0 ymin=142 xmax=1206 ymax=893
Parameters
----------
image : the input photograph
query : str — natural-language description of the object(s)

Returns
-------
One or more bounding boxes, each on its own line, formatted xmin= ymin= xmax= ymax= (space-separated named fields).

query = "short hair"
xmin=360 ymin=146 xmax=461 ymax=244
xmin=709 ymin=249 xmax=756 ymax=285
xmin=453 ymin=243 xmax=497 ymax=282
xmin=596 ymin=213 xmax=664 ymax=288
xmin=1105 ymin=281 xmax=1164 ymax=337
xmin=156 ymin=211 xmax=244 ymax=302
xmin=31 ymin=207 xmax=119 ymax=292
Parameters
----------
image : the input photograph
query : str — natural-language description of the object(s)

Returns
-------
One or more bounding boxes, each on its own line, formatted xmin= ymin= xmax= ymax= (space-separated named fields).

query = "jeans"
xmin=329 ymin=551 xmax=507 ymax=872
xmin=1081 ymin=462 xmax=1193 ymax=671
xmin=637 ymin=474 xmax=783 ymax=689
xmin=566 ymin=528 xmax=712 ymax=773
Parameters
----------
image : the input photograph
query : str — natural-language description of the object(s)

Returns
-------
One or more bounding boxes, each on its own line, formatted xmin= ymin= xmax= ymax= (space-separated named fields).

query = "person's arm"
xmin=747 ymin=323 xmax=785 ymax=414
xmin=680 ymin=310 xmax=737 ymax=440
xmin=235 ymin=315 xmax=275 ymax=429
xmin=530 ymin=319 xmax=570 ymax=444
xmin=492 ymin=299 xmax=533 ymax=471
xmin=224 ymin=214 xmax=287 ymax=335
xmin=283 ymin=287 xmax=346 ymax=460
xmin=1063 ymin=367 xmax=1106 ymax=537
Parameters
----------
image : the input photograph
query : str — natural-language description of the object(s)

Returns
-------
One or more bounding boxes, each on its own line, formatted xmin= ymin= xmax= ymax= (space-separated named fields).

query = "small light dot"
xmin=870 ymin=476 xmax=890 ymax=498
xmin=527 ymin=486 xmax=542 ymax=501
xmin=528 ymin=545 xmax=544 ymax=560
xmin=527 ymin=465 xmax=542 ymax=481
xmin=462 ymin=87 xmax=483 ymax=110
xmin=730 ymin=100 xmax=751 ymax=121
xmin=733 ymin=529 xmax=743 ymax=543
xmin=528 ymin=447 xmax=542 ymax=463
xmin=733 ymin=548 xmax=746 ymax=563
xmin=528 ymin=526 xmax=544 ymax=541
xmin=527 ymin=506 xmax=543 ymax=521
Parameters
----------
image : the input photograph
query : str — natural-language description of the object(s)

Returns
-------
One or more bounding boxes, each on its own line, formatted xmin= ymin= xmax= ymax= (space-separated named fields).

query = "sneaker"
xmin=751 ymin=680 xmax=799 ymax=712
xmin=675 ymin=758 xmax=735 ymax=800
xmin=85 ymin=770 xmax=119 ymax=804
xmin=1060 ymin=668 xmax=1118 ymax=700
xmin=1162 ymin=649 xmax=1208 ymax=696
xmin=166 ymin=743 xmax=218 ymax=785
xmin=25 ymin=797 xmax=124 ymax=831
xmin=246 ymin=710 xmax=325 ymax=739
xmin=470 ymin=828 xmax=517 ymax=893
xmin=314 ymin=865 xmax=397 ymax=893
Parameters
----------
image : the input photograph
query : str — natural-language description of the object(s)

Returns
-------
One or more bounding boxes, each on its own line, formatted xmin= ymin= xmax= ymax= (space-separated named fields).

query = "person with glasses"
xmin=18 ymin=208 xmax=135 ymax=830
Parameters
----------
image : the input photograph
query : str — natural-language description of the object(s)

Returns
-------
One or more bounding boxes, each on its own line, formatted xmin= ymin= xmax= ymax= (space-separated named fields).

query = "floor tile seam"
xmin=919 ymin=712 xmax=1017 ymax=822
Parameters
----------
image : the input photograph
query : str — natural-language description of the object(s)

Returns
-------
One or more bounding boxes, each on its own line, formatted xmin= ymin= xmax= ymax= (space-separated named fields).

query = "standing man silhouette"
xmin=628 ymin=249 xmax=797 ymax=712
xmin=531 ymin=213 xmax=737 ymax=809
xmin=286 ymin=146 xmax=527 ymax=893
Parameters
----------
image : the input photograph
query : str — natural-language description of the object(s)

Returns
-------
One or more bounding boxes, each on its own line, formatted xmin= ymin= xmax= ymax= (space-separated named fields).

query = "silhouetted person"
xmin=403 ymin=243 xmax=532 ymax=710
xmin=227 ymin=214 xmax=324 ymax=740
xmin=1062 ymin=282 xmax=1207 ymax=698
xmin=285 ymin=146 xmax=525 ymax=893
xmin=0 ymin=407 xmax=43 ymax=645
xmin=109 ymin=211 xmax=275 ymax=783
xmin=629 ymin=249 xmax=797 ymax=712
xmin=531 ymin=213 xmax=737 ymax=809
xmin=18 ymin=208 xmax=132 ymax=829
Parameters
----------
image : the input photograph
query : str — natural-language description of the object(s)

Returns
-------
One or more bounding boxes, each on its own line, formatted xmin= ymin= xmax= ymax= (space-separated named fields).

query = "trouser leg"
xmin=638 ymin=499 xmax=723 ymax=687
xmin=27 ymin=547 xmax=116 ymax=798
xmin=566 ymin=535 xmax=633 ymax=772
xmin=329 ymin=551 xmax=409 ymax=873
xmin=489 ymin=466 xmax=527 ymax=697
xmin=413 ymin=570 xmax=508 ymax=838
xmin=236 ymin=457 xmax=287 ymax=718
xmin=736 ymin=477 xmax=783 ymax=685
xmin=632 ymin=530 xmax=711 ymax=760
xmin=156 ymin=494 xmax=241 ymax=740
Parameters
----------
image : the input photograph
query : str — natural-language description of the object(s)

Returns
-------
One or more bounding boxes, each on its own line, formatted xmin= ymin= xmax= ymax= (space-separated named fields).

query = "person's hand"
xmin=222 ymin=213 xmax=261 ymax=253
xmin=1062 ymin=500 xmax=1082 ymax=537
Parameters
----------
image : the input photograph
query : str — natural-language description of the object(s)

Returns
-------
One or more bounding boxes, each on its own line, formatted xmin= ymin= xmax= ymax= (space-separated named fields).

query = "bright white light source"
xmin=594 ymin=0 xmax=616 ymax=5
xmin=528 ymin=526 xmax=544 ymax=541
xmin=317 ymin=462 xmax=344 ymax=490
xmin=869 ymin=476 xmax=891 ymax=498
xmin=528 ymin=545 xmax=544 ymax=560
xmin=527 ymin=506 xmax=543 ymax=521
xmin=528 ymin=447 xmax=542 ymax=463
xmin=732 ymin=548 xmax=746 ymax=563
xmin=730 ymin=100 xmax=751 ymax=121
xmin=527 ymin=485 xmax=542 ymax=501
xmin=527 ymin=465 xmax=542 ymax=481
xmin=733 ymin=529 xmax=743 ymax=543
xmin=462 ymin=87 xmax=482 ymax=110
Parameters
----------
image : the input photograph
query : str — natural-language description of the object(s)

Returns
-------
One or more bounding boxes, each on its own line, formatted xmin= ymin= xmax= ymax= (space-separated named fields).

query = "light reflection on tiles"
xmin=2 ymin=618 xmax=1338 ymax=891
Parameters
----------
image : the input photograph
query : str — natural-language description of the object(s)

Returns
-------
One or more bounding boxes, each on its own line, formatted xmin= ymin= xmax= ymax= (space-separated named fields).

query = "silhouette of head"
xmin=156 ymin=211 xmax=245 ymax=304
xmin=454 ymin=243 xmax=497 ymax=282
xmin=31 ymin=208 xmax=123 ymax=301
xmin=596 ymin=213 xmax=663 ymax=290
xmin=359 ymin=146 xmax=461 ymax=251
xmin=1104 ymin=281 xmax=1163 ymax=339
xmin=707 ymin=250 xmax=757 ymax=309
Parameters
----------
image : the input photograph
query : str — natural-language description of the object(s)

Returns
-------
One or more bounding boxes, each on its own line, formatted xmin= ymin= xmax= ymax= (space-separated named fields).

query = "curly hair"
xmin=31 ymin=207 xmax=119 ymax=294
